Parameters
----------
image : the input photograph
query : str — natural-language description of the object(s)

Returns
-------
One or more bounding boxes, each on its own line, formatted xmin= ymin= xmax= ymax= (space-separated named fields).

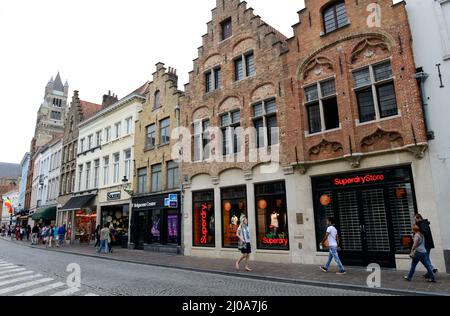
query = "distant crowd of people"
xmin=0 ymin=223 xmax=67 ymax=248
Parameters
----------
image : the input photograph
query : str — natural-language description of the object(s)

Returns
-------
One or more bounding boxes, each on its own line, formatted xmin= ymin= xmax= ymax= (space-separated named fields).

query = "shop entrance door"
xmin=134 ymin=211 xmax=148 ymax=250
xmin=335 ymin=187 xmax=396 ymax=268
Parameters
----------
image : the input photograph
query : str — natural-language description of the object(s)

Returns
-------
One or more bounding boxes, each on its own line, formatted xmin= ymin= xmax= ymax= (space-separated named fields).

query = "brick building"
xmin=282 ymin=0 xmax=443 ymax=270
xmin=131 ymin=64 xmax=182 ymax=253
xmin=181 ymin=0 xmax=294 ymax=261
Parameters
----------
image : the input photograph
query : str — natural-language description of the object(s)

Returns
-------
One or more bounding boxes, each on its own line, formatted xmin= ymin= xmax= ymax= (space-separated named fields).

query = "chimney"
xmin=167 ymin=67 xmax=178 ymax=88
xmin=102 ymin=90 xmax=118 ymax=108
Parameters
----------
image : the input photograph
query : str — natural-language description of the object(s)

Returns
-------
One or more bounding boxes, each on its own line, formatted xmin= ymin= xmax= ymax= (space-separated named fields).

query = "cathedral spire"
xmin=53 ymin=72 xmax=64 ymax=92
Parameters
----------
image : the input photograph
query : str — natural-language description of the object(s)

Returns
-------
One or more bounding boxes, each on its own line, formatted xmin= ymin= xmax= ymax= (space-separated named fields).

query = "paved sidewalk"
xmin=2 ymin=237 xmax=449 ymax=296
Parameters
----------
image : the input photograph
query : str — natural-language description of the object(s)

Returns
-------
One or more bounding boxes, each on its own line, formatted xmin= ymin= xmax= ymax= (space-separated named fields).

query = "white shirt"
xmin=327 ymin=226 xmax=338 ymax=248
xmin=271 ymin=213 xmax=279 ymax=228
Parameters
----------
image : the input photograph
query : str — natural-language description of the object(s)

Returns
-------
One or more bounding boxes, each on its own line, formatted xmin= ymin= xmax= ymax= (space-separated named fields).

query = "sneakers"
xmin=404 ymin=276 xmax=411 ymax=282
xmin=319 ymin=266 xmax=328 ymax=273
xmin=336 ymin=271 xmax=347 ymax=275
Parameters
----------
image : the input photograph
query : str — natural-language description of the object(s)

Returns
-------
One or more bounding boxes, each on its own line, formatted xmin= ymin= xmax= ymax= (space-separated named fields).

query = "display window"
xmin=193 ymin=190 xmax=215 ymax=247
xmin=167 ymin=210 xmax=180 ymax=244
xmin=74 ymin=209 xmax=97 ymax=244
xmin=255 ymin=181 xmax=289 ymax=250
xmin=101 ymin=205 xmax=130 ymax=246
xmin=221 ymin=186 xmax=247 ymax=248
xmin=150 ymin=209 xmax=162 ymax=243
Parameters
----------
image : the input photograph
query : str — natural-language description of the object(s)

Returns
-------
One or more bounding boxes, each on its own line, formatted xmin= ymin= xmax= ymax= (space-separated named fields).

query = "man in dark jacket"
xmin=416 ymin=214 xmax=438 ymax=275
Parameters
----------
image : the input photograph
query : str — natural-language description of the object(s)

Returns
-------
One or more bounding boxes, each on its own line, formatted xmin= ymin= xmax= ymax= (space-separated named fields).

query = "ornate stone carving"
xmin=308 ymin=139 xmax=344 ymax=160
xmin=360 ymin=128 xmax=404 ymax=152
xmin=296 ymin=163 xmax=307 ymax=175
xmin=211 ymin=175 xmax=220 ymax=186
xmin=344 ymin=154 xmax=363 ymax=168
xmin=302 ymin=57 xmax=334 ymax=80
xmin=406 ymin=144 xmax=428 ymax=159
xmin=351 ymin=37 xmax=390 ymax=63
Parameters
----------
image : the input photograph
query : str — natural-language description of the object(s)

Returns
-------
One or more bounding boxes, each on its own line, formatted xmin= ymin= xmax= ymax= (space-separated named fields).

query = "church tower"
xmin=34 ymin=72 xmax=69 ymax=147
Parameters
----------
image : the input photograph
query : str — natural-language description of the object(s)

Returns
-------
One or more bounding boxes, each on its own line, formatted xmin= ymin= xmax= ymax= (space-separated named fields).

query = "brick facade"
xmin=283 ymin=0 xmax=427 ymax=170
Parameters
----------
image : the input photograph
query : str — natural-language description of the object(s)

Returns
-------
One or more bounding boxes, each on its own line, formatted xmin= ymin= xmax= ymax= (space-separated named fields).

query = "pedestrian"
xmin=26 ymin=225 xmax=31 ymax=241
xmin=320 ymin=217 xmax=346 ymax=275
xmin=15 ymin=225 xmax=20 ymax=240
xmin=94 ymin=225 xmax=101 ymax=248
xmin=404 ymin=225 xmax=436 ymax=283
xmin=235 ymin=215 xmax=252 ymax=272
xmin=31 ymin=224 xmax=39 ymax=245
xmin=97 ymin=224 xmax=110 ymax=254
xmin=58 ymin=224 xmax=66 ymax=247
xmin=108 ymin=224 xmax=116 ymax=254
xmin=48 ymin=226 xmax=54 ymax=248
xmin=42 ymin=225 xmax=50 ymax=248
xmin=415 ymin=214 xmax=438 ymax=276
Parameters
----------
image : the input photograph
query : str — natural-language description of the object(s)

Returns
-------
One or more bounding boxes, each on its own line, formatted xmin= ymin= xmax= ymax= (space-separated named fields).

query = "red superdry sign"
xmin=200 ymin=203 xmax=208 ymax=244
xmin=334 ymin=174 xmax=385 ymax=186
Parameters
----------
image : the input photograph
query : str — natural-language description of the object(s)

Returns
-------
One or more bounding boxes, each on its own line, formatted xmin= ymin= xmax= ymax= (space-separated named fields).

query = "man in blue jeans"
xmin=97 ymin=224 xmax=110 ymax=254
xmin=57 ymin=224 xmax=66 ymax=247
xmin=320 ymin=218 xmax=346 ymax=275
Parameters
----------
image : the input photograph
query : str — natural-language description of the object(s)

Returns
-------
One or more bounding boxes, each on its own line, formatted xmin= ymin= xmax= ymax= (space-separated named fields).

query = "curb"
xmin=1 ymin=238 xmax=447 ymax=297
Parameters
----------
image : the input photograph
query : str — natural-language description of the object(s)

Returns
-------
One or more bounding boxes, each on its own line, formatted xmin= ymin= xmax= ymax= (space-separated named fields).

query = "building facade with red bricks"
xmin=181 ymin=0 xmax=299 ymax=262
xmin=282 ymin=0 xmax=444 ymax=271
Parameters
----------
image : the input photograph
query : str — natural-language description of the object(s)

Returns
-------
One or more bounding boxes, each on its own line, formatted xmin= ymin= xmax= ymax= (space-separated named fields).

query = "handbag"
xmin=409 ymin=249 xmax=417 ymax=259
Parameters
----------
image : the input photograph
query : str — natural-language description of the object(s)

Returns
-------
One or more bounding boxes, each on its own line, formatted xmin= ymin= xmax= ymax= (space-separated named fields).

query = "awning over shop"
xmin=61 ymin=194 xmax=96 ymax=211
xmin=31 ymin=206 xmax=57 ymax=221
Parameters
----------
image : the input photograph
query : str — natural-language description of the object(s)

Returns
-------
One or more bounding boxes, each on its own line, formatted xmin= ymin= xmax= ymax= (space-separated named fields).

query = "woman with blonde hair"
xmin=235 ymin=215 xmax=252 ymax=272
xmin=404 ymin=225 xmax=436 ymax=283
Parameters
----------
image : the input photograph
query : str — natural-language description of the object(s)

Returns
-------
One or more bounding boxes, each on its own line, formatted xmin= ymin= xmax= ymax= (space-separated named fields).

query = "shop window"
xmin=137 ymin=168 xmax=147 ymax=194
xmin=323 ymin=1 xmax=348 ymax=34
xmin=235 ymin=51 xmax=255 ymax=81
xmin=255 ymin=181 xmax=289 ymax=250
xmin=159 ymin=117 xmax=171 ymax=145
xmin=304 ymin=79 xmax=340 ymax=134
xmin=193 ymin=190 xmax=215 ymax=247
xmin=146 ymin=124 xmax=156 ymax=150
xmin=220 ymin=110 xmax=241 ymax=156
xmin=193 ymin=119 xmax=210 ymax=162
xmin=353 ymin=61 xmax=397 ymax=123
xmin=252 ymin=98 xmax=278 ymax=148
xmin=221 ymin=18 xmax=232 ymax=40
xmin=101 ymin=205 xmax=129 ymax=246
xmin=151 ymin=164 xmax=162 ymax=192
xmin=166 ymin=161 xmax=179 ymax=190
xmin=221 ymin=186 xmax=247 ymax=248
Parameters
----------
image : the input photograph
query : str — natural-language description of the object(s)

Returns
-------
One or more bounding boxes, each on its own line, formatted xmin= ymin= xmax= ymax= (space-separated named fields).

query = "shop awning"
xmin=61 ymin=194 xmax=96 ymax=211
xmin=31 ymin=206 xmax=57 ymax=221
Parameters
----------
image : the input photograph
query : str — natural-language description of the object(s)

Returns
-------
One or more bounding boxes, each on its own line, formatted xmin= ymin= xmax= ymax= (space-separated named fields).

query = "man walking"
xmin=58 ymin=224 xmax=66 ymax=247
xmin=31 ymin=224 xmax=39 ymax=245
xmin=97 ymin=224 xmax=110 ymax=254
xmin=415 ymin=214 xmax=438 ymax=276
xmin=320 ymin=218 xmax=346 ymax=275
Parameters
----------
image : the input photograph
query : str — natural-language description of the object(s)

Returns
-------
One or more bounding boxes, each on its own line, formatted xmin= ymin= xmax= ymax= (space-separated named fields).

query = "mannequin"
xmin=270 ymin=211 xmax=280 ymax=235
xmin=231 ymin=214 xmax=239 ymax=226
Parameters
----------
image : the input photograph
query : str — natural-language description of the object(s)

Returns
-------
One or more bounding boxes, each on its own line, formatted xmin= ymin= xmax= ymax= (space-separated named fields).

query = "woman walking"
xmin=108 ymin=224 xmax=116 ymax=254
xmin=404 ymin=225 xmax=436 ymax=283
xmin=235 ymin=215 xmax=252 ymax=272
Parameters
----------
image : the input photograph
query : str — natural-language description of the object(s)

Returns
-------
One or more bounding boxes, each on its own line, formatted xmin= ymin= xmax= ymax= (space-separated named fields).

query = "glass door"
xmin=133 ymin=211 xmax=148 ymax=250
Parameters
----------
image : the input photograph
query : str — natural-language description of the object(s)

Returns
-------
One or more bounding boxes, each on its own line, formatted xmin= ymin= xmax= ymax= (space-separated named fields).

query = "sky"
xmin=0 ymin=0 xmax=400 ymax=164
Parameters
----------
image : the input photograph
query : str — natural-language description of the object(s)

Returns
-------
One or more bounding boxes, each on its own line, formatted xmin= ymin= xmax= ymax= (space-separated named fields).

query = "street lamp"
xmin=121 ymin=176 xmax=134 ymax=196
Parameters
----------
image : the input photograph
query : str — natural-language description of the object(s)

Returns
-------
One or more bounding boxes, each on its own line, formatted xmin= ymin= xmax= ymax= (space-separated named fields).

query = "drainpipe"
xmin=415 ymin=68 xmax=435 ymax=140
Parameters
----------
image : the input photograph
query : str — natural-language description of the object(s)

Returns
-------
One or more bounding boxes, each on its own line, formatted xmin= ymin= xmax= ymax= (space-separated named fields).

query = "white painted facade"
xmin=406 ymin=0 xmax=450 ymax=272
xmin=47 ymin=139 xmax=62 ymax=207
xmin=76 ymin=93 xmax=145 ymax=227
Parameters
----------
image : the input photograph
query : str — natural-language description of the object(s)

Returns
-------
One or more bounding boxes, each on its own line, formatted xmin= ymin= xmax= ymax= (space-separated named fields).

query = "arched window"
xmin=154 ymin=90 xmax=161 ymax=109
xmin=323 ymin=1 xmax=348 ymax=34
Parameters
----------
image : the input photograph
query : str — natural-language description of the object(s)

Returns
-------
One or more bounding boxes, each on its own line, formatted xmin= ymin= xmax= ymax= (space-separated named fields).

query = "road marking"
xmin=85 ymin=293 xmax=99 ymax=296
xmin=0 ymin=265 xmax=20 ymax=271
xmin=51 ymin=287 xmax=81 ymax=296
xmin=0 ymin=264 xmax=16 ymax=268
xmin=15 ymin=282 xmax=65 ymax=296
xmin=0 ymin=271 xmax=34 ymax=280
xmin=0 ymin=268 xmax=26 ymax=276
xmin=0 ymin=274 xmax=42 ymax=287
xmin=0 ymin=278 xmax=53 ymax=295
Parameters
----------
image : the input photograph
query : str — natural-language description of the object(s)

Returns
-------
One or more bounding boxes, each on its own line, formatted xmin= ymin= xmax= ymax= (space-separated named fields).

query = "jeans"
xmin=407 ymin=252 xmax=435 ymax=281
xmin=325 ymin=246 xmax=345 ymax=273
xmin=58 ymin=234 xmax=65 ymax=246
xmin=427 ymin=249 xmax=436 ymax=271
xmin=97 ymin=240 xmax=109 ymax=254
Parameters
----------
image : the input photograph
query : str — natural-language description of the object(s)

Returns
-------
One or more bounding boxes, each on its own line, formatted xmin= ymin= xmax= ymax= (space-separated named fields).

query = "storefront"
xmin=59 ymin=194 xmax=97 ymax=244
xmin=100 ymin=191 xmax=130 ymax=248
xmin=131 ymin=192 xmax=181 ymax=252
xmin=31 ymin=206 xmax=57 ymax=227
xmin=311 ymin=165 xmax=417 ymax=268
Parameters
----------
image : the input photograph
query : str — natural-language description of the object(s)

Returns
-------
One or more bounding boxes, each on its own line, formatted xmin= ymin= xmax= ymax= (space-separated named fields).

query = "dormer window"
xmin=323 ymin=1 xmax=348 ymax=34
xmin=221 ymin=18 xmax=232 ymax=41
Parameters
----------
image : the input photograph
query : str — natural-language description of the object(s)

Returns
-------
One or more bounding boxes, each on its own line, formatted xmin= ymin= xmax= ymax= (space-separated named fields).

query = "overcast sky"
xmin=0 ymin=0 xmax=399 ymax=164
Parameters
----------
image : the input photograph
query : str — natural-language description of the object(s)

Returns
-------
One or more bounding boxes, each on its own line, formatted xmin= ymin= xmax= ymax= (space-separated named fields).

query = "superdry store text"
xmin=312 ymin=165 xmax=418 ymax=268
